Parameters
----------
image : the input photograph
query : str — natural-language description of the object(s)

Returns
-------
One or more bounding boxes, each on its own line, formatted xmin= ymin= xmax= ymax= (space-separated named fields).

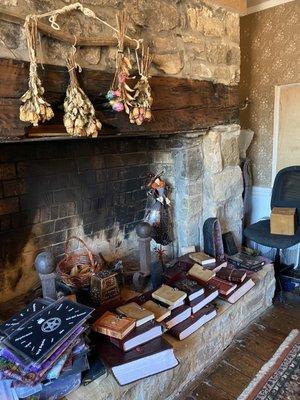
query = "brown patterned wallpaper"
xmin=240 ymin=1 xmax=299 ymax=187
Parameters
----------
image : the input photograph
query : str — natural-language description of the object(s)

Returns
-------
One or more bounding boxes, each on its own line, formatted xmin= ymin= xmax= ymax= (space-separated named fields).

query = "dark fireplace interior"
xmin=0 ymin=138 xmax=159 ymax=310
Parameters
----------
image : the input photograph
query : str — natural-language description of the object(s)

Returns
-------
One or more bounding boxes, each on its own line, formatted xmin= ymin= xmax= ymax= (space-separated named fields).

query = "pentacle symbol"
xmin=41 ymin=317 xmax=62 ymax=333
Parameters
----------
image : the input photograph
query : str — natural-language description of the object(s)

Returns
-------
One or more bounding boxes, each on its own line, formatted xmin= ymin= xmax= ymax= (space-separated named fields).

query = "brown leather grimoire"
xmin=116 ymin=302 xmax=154 ymax=326
xmin=216 ymin=267 xmax=246 ymax=283
xmin=110 ymin=320 xmax=163 ymax=352
xmin=152 ymin=284 xmax=187 ymax=307
xmin=92 ymin=311 xmax=135 ymax=339
xmin=142 ymin=300 xmax=171 ymax=322
xmin=187 ymin=263 xmax=216 ymax=284
xmin=169 ymin=304 xmax=217 ymax=340
xmin=97 ymin=337 xmax=179 ymax=385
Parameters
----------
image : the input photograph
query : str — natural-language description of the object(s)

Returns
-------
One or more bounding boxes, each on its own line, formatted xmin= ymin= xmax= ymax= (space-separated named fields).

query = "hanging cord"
xmin=25 ymin=2 xmax=142 ymax=49
xmin=66 ymin=35 xmax=82 ymax=74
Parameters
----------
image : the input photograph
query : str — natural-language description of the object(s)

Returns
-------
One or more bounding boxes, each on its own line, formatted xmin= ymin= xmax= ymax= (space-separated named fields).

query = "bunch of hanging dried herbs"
xmin=19 ymin=17 xmax=54 ymax=126
xmin=130 ymin=46 xmax=153 ymax=125
xmin=63 ymin=54 xmax=102 ymax=137
xmin=106 ymin=12 xmax=135 ymax=114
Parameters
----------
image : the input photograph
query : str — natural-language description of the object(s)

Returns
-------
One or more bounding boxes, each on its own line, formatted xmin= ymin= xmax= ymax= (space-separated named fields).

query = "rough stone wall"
xmin=202 ymin=124 xmax=243 ymax=244
xmin=0 ymin=0 xmax=240 ymax=85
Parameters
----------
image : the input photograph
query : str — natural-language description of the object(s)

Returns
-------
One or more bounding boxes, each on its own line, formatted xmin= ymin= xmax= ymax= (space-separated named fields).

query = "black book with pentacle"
xmin=4 ymin=300 xmax=93 ymax=364
xmin=0 ymin=298 xmax=52 ymax=336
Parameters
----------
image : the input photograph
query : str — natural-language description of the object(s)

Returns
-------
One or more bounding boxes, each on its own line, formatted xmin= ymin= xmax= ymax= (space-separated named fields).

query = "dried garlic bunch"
xmin=106 ymin=12 xmax=135 ymax=114
xmin=20 ymin=17 xmax=54 ymax=126
xmin=64 ymin=54 xmax=102 ymax=137
xmin=130 ymin=47 xmax=153 ymax=125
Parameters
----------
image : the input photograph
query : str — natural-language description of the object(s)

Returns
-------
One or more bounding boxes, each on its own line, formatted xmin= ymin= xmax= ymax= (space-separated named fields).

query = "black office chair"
xmin=244 ymin=166 xmax=300 ymax=292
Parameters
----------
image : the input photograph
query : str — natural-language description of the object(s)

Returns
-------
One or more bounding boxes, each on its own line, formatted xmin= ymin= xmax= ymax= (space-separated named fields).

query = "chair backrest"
xmin=271 ymin=166 xmax=300 ymax=225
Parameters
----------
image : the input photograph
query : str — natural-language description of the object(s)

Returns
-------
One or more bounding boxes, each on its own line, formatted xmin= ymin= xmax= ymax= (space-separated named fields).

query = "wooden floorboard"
xmin=181 ymin=298 xmax=300 ymax=399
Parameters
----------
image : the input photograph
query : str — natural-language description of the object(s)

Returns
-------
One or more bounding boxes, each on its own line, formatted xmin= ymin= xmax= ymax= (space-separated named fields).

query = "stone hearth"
xmin=67 ymin=264 xmax=275 ymax=400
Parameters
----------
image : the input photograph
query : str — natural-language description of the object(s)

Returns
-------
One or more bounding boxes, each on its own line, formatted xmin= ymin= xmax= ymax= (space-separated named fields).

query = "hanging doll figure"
xmin=143 ymin=171 xmax=173 ymax=246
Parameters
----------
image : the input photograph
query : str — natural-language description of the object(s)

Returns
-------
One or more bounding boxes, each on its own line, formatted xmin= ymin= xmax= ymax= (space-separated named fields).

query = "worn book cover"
xmin=188 ymin=263 xmax=216 ymax=283
xmin=209 ymin=277 xmax=237 ymax=296
xmin=162 ymin=305 xmax=192 ymax=330
xmin=142 ymin=300 xmax=171 ymax=322
xmin=189 ymin=252 xmax=216 ymax=266
xmin=220 ymin=278 xmax=255 ymax=304
xmin=189 ymin=286 xmax=219 ymax=313
xmin=169 ymin=304 xmax=217 ymax=340
xmin=216 ymin=267 xmax=246 ymax=283
xmin=227 ymin=253 xmax=265 ymax=271
xmin=92 ymin=311 xmax=136 ymax=339
xmin=97 ymin=336 xmax=179 ymax=385
xmin=152 ymin=285 xmax=187 ymax=307
xmin=110 ymin=320 xmax=163 ymax=352
xmin=173 ymin=278 xmax=204 ymax=301
xmin=116 ymin=302 xmax=154 ymax=326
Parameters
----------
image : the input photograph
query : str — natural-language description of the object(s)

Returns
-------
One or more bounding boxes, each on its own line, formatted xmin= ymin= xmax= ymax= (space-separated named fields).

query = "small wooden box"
xmin=270 ymin=207 xmax=297 ymax=235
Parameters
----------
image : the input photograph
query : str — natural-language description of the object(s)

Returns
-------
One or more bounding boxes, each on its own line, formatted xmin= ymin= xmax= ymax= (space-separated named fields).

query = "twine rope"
xmin=25 ymin=2 xmax=142 ymax=49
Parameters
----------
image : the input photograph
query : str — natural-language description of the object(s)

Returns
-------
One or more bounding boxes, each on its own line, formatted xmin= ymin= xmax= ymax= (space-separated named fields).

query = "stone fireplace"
xmin=0 ymin=0 xmax=243 ymax=311
xmin=0 ymin=125 xmax=243 ymax=310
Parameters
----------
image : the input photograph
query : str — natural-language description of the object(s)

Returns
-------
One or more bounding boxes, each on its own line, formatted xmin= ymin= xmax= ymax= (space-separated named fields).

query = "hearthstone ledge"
xmin=67 ymin=264 xmax=275 ymax=400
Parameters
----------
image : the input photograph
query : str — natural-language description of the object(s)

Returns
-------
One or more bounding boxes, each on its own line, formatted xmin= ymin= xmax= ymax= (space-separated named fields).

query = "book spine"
xmin=227 ymin=259 xmax=242 ymax=268
xmin=217 ymin=273 xmax=243 ymax=283
xmin=109 ymin=337 xmax=124 ymax=350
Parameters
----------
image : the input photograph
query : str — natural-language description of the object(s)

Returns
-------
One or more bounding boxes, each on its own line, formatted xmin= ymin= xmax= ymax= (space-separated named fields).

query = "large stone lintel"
xmin=67 ymin=264 xmax=275 ymax=400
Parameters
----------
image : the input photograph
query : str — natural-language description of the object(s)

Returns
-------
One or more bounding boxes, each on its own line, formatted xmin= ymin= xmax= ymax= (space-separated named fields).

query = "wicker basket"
xmin=57 ymin=236 xmax=100 ymax=288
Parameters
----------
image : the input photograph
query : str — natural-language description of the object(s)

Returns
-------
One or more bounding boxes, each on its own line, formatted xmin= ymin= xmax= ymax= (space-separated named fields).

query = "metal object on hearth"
xmin=133 ymin=221 xmax=152 ymax=291
xmin=90 ymin=269 xmax=120 ymax=305
xmin=34 ymin=251 xmax=57 ymax=300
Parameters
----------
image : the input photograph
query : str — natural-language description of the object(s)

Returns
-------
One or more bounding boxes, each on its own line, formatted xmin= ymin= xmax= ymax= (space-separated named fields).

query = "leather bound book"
xmin=220 ymin=278 xmax=255 ymax=304
xmin=132 ymin=291 xmax=154 ymax=306
xmin=203 ymin=260 xmax=227 ymax=272
xmin=116 ymin=302 xmax=154 ymax=326
xmin=92 ymin=311 xmax=136 ymax=339
xmin=227 ymin=253 xmax=265 ymax=271
xmin=163 ymin=267 xmax=187 ymax=285
xmin=162 ymin=305 xmax=192 ymax=330
xmin=97 ymin=337 xmax=178 ymax=385
xmin=188 ymin=264 xmax=216 ymax=284
xmin=189 ymin=286 xmax=219 ymax=313
xmin=209 ymin=277 xmax=237 ymax=296
xmin=169 ymin=304 xmax=217 ymax=340
xmin=189 ymin=252 xmax=216 ymax=266
xmin=152 ymin=285 xmax=187 ymax=307
xmin=173 ymin=278 xmax=204 ymax=301
xmin=110 ymin=320 xmax=163 ymax=352
xmin=216 ymin=267 xmax=246 ymax=283
xmin=142 ymin=300 xmax=171 ymax=322
xmin=155 ymin=298 xmax=186 ymax=311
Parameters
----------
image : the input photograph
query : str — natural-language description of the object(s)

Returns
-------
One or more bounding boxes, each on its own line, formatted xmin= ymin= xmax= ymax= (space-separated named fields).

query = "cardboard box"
xmin=270 ymin=207 xmax=297 ymax=235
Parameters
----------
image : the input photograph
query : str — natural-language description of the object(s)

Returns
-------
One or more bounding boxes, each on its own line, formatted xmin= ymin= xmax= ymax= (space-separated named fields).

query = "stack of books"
xmin=215 ymin=266 xmax=255 ymax=303
xmin=92 ymin=302 xmax=178 ymax=385
xmin=0 ymin=299 xmax=93 ymax=399
xmin=145 ymin=283 xmax=217 ymax=341
xmin=186 ymin=253 xmax=256 ymax=304
xmin=166 ymin=280 xmax=218 ymax=340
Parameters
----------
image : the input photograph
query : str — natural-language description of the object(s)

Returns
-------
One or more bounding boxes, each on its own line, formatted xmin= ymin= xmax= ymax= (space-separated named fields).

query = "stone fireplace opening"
xmin=0 ymin=124 xmax=243 ymax=314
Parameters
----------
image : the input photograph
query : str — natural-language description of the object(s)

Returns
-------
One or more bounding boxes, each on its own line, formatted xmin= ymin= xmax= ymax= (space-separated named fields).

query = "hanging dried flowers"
xmin=130 ymin=46 xmax=153 ymax=125
xmin=106 ymin=12 xmax=135 ymax=114
xmin=19 ymin=17 xmax=54 ymax=126
xmin=64 ymin=53 xmax=102 ymax=137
